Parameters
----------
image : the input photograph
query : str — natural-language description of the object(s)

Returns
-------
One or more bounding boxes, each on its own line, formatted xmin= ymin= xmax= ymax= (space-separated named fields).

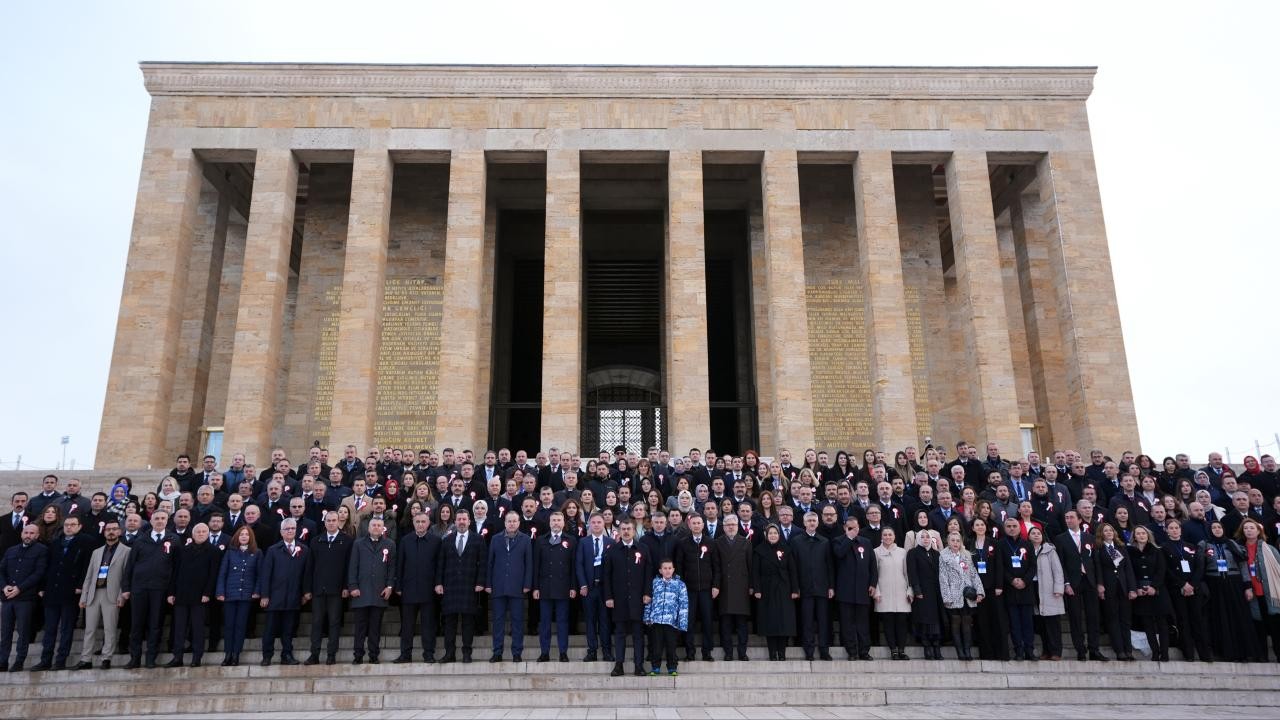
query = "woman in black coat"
xmin=1129 ymin=525 xmax=1172 ymax=661
xmin=1094 ymin=522 xmax=1138 ymax=661
xmin=907 ymin=532 xmax=944 ymax=659
xmin=968 ymin=518 xmax=1008 ymax=660
xmin=167 ymin=524 xmax=220 ymax=667
xmin=1200 ymin=520 xmax=1256 ymax=661
xmin=751 ymin=525 xmax=799 ymax=661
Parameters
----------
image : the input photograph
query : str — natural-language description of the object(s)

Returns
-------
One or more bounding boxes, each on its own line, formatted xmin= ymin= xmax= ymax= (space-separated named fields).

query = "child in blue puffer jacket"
xmin=643 ymin=559 xmax=689 ymax=675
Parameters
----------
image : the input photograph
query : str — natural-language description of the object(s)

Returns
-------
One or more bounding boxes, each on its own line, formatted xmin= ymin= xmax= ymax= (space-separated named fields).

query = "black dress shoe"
xmin=144 ymin=660 xmax=157 ymax=669
xmin=461 ymin=654 xmax=472 ymax=664
xmin=601 ymin=652 xmax=614 ymax=663
xmin=280 ymin=655 xmax=299 ymax=666
xmin=422 ymin=655 xmax=435 ymax=664
xmin=610 ymin=662 xmax=624 ymax=677
xmin=164 ymin=658 xmax=183 ymax=668
xmin=352 ymin=657 xmax=363 ymax=665
xmin=369 ymin=657 xmax=379 ymax=664
xmin=190 ymin=660 xmax=201 ymax=668
xmin=702 ymin=653 xmax=714 ymax=662
xmin=738 ymin=652 xmax=749 ymax=661
xmin=512 ymin=654 xmax=521 ymax=662
xmin=536 ymin=654 xmax=550 ymax=663
xmin=259 ymin=658 xmax=271 ymax=667
xmin=633 ymin=667 xmax=647 ymax=676
xmin=393 ymin=655 xmax=411 ymax=664
xmin=559 ymin=653 xmax=570 ymax=663
xmin=583 ymin=651 xmax=597 ymax=662
xmin=1089 ymin=652 xmax=1110 ymax=662
xmin=684 ymin=651 xmax=695 ymax=662
xmin=325 ymin=656 xmax=336 ymax=666
xmin=52 ymin=662 xmax=66 ymax=671
xmin=7 ymin=662 xmax=23 ymax=673
xmin=305 ymin=655 xmax=320 ymax=666
xmin=440 ymin=655 xmax=456 ymax=664
xmin=819 ymin=652 xmax=833 ymax=661
xmin=74 ymin=661 xmax=92 ymax=671
xmin=100 ymin=660 xmax=111 ymax=670
xmin=220 ymin=657 xmax=232 ymax=667
xmin=29 ymin=662 xmax=50 ymax=672
xmin=490 ymin=654 xmax=503 ymax=663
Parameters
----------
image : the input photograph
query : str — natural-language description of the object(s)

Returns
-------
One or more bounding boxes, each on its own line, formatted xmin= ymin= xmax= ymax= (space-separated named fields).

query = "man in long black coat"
xmin=673 ymin=514 xmax=715 ymax=661
xmin=832 ymin=516 xmax=878 ymax=660
xmin=602 ymin=518 xmax=651 ymax=677
xmin=395 ymin=511 xmax=442 ymax=663
xmin=303 ymin=511 xmax=352 ymax=665
xmin=32 ymin=515 xmax=92 ymax=671
xmin=258 ymin=518 xmax=307 ymax=666
xmin=435 ymin=510 xmax=487 ymax=663
xmin=789 ymin=511 xmax=835 ymax=661
xmin=121 ymin=511 xmax=177 ymax=669
xmin=532 ymin=510 xmax=577 ymax=662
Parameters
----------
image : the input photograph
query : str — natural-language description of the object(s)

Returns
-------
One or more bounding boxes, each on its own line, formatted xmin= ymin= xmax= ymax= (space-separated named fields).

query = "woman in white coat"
xmin=1030 ymin=525 xmax=1065 ymax=660
xmin=873 ymin=527 xmax=913 ymax=660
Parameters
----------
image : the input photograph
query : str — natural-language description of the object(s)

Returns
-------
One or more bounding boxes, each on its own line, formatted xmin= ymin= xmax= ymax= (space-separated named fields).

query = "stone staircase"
xmin=1 ymin=651 xmax=1276 ymax=718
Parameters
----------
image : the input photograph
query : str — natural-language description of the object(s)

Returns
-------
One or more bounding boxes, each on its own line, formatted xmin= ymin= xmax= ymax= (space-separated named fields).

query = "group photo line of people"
xmin=3 ymin=440 xmax=1280 ymax=678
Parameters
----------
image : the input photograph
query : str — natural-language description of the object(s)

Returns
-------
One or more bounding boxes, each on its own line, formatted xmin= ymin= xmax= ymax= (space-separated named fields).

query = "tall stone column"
xmin=853 ymin=151 xmax=919 ymax=452
xmin=434 ymin=150 xmax=488 ymax=452
xmin=222 ymin=150 xmax=299 ymax=467
xmin=540 ymin=150 xmax=583 ymax=452
xmin=1040 ymin=152 xmax=1140 ymax=452
xmin=328 ymin=148 xmax=393 ymax=451
xmin=97 ymin=148 xmax=204 ymax=469
xmin=665 ymin=150 xmax=711 ymax=454
xmin=944 ymin=151 xmax=1021 ymax=455
xmin=760 ymin=150 xmax=816 ymax=454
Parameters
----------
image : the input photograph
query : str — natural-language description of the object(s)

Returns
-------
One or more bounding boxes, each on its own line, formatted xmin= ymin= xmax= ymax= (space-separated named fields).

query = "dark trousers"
xmin=222 ymin=601 xmax=251 ymax=657
xmin=1170 ymin=591 xmax=1211 ymax=661
xmin=1101 ymin=596 xmax=1133 ymax=656
xmin=1037 ymin=614 xmax=1062 ymax=657
xmin=838 ymin=602 xmax=871 ymax=656
xmin=538 ymin=598 xmax=570 ymax=654
xmin=0 ymin=600 xmax=35 ymax=664
xmin=399 ymin=600 xmax=437 ymax=659
xmin=650 ymin=623 xmax=678 ymax=671
xmin=1253 ymin=597 xmax=1280 ymax=661
xmin=205 ymin=598 xmax=223 ymax=651
xmin=171 ymin=604 xmax=207 ymax=662
xmin=613 ymin=618 xmax=645 ymax=669
xmin=442 ymin=613 xmax=476 ymax=658
xmin=798 ymin=596 xmax=831 ymax=656
xmin=1063 ymin=585 xmax=1102 ymax=655
xmin=39 ymin=601 xmax=78 ymax=665
xmin=490 ymin=595 xmax=524 ymax=656
xmin=684 ymin=589 xmax=714 ymax=656
xmin=879 ymin=611 xmax=908 ymax=649
xmin=309 ymin=594 xmax=344 ymax=659
xmin=128 ymin=589 xmax=166 ymax=661
xmin=719 ymin=614 xmax=748 ymax=657
xmin=1140 ymin=613 xmax=1169 ymax=659
xmin=1006 ymin=603 xmax=1034 ymax=656
xmin=353 ymin=606 xmax=385 ymax=660
xmin=261 ymin=609 xmax=299 ymax=659
xmin=582 ymin=585 xmax=612 ymax=654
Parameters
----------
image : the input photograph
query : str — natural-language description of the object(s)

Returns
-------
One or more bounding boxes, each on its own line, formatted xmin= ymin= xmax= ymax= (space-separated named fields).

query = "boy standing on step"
xmin=643 ymin=559 xmax=689 ymax=676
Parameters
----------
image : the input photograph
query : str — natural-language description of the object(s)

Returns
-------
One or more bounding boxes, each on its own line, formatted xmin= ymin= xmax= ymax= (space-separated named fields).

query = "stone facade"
xmin=96 ymin=63 xmax=1139 ymax=468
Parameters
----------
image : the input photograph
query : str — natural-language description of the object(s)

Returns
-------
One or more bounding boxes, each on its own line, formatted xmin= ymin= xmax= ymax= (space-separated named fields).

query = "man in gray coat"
xmin=348 ymin=517 xmax=396 ymax=664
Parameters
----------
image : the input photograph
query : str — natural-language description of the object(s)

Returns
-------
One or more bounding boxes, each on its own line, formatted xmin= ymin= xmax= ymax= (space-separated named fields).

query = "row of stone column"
xmin=99 ymin=146 xmax=1135 ymax=469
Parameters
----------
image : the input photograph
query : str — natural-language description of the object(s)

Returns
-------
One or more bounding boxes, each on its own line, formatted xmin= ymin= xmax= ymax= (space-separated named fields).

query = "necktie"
xmin=456 ymin=532 xmax=466 ymax=556
xmin=1106 ymin=544 xmax=1119 ymax=561
xmin=552 ymin=534 xmax=560 ymax=544
xmin=328 ymin=535 xmax=335 ymax=543
xmin=12 ymin=515 xmax=18 ymax=529
xmin=153 ymin=533 xmax=161 ymax=543
xmin=594 ymin=537 xmax=601 ymax=559
xmin=231 ymin=514 xmax=238 ymax=526
xmin=1074 ymin=532 xmax=1081 ymax=551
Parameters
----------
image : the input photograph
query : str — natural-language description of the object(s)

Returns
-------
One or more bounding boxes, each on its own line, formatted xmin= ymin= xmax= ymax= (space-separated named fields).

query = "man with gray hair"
xmin=258 ymin=517 xmax=307 ymax=666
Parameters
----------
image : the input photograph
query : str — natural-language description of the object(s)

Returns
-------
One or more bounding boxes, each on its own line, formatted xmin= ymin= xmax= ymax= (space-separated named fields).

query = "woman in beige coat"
xmin=873 ymin=527 xmax=913 ymax=660
xmin=1030 ymin=526 xmax=1065 ymax=660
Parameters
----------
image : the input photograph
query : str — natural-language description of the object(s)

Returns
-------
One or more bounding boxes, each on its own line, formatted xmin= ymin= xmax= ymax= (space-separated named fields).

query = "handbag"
xmin=962 ymin=585 xmax=978 ymax=601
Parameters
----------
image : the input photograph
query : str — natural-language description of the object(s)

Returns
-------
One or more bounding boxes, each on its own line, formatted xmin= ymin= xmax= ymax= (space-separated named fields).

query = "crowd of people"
xmin=2 ymin=440 xmax=1279 ymax=678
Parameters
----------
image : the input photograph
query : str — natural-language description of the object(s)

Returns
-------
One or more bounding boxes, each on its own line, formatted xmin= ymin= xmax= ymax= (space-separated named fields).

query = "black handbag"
xmin=962 ymin=585 xmax=978 ymax=601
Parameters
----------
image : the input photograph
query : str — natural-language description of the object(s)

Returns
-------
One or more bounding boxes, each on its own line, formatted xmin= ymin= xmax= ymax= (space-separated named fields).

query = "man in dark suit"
xmin=832 ymin=516 xmax=878 ymax=660
xmin=1055 ymin=510 xmax=1105 ymax=660
xmin=673 ymin=514 xmax=715 ymax=661
xmin=533 ymin=510 xmax=576 ymax=662
xmin=602 ymin=518 xmax=651 ymax=677
xmin=486 ymin=511 xmax=532 ymax=662
xmin=997 ymin=517 xmax=1038 ymax=661
xmin=435 ymin=510 xmax=487 ymax=663
xmin=348 ymin=516 xmax=396 ymax=664
xmin=575 ymin=512 xmax=614 ymax=662
xmin=121 ymin=511 xmax=177 ymax=668
xmin=26 ymin=475 xmax=62 ymax=519
xmin=790 ymin=511 xmax=835 ymax=661
xmin=0 ymin=492 xmax=30 ymax=555
xmin=258 ymin=518 xmax=307 ymax=666
xmin=303 ymin=511 xmax=353 ymax=665
xmin=0 ymin=524 xmax=47 ymax=672
xmin=32 ymin=515 xmax=92 ymax=670
xmin=394 ymin=511 xmax=441 ymax=663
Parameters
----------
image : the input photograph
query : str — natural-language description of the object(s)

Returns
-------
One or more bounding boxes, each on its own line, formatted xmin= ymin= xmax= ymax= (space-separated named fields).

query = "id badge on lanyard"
xmin=1217 ymin=558 xmax=1228 ymax=573
xmin=976 ymin=561 xmax=987 ymax=575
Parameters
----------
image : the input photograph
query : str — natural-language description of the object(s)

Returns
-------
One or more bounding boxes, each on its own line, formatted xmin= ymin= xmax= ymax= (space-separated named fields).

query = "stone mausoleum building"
xmin=97 ymin=63 xmax=1139 ymax=470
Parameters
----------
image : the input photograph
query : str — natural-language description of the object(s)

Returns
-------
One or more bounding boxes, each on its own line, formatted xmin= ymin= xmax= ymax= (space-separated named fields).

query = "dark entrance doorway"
xmin=488 ymin=209 xmax=544 ymax=453
xmin=705 ymin=209 xmax=759 ymax=455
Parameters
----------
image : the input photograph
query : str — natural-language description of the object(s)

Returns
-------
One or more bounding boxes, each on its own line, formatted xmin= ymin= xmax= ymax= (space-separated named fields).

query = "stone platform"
xmin=4 ymin=650 xmax=1277 ymax=719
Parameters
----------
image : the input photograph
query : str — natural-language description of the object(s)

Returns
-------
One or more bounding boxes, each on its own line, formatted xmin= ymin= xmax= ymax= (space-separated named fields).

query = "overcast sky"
xmin=1 ymin=1 xmax=1276 ymax=470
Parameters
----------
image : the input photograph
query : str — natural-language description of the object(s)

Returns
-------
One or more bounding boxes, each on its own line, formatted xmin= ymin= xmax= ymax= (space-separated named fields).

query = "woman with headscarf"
xmin=1200 ymin=519 xmax=1254 ymax=661
xmin=907 ymin=531 xmax=943 ymax=659
xmin=751 ymin=525 xmax=799 ymax=661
